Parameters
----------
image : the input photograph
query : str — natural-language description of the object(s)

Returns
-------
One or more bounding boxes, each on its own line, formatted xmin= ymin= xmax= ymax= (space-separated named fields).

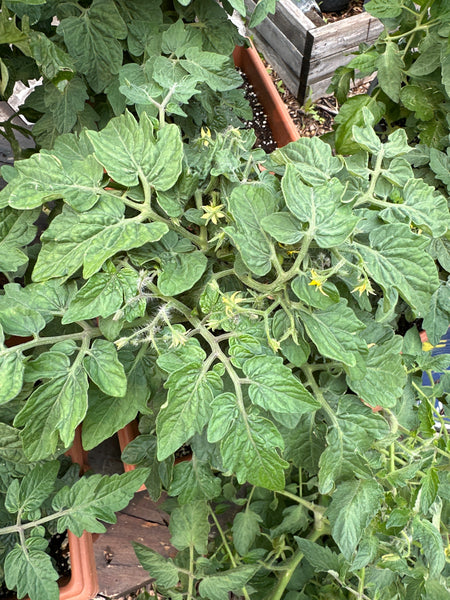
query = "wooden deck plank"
xmin=93 ymin=491 xmax=174 ymax=599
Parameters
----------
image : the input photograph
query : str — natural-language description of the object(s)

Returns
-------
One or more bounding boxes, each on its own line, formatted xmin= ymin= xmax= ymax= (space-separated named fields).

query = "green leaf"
xmin=182 ymin=47 xmax=242 ymax=92
xmin=429 ymin=148 xmax=450 ymax=189
xmin=57 ymin=0 xmax=127 ymax=93
xmin=24 ymin=351 xmax=71 ymax=383
xmin=161 ymin=19 xmax=200 ymax=57
xmin=225 ymin=184 xmax=277 ymax=277
xmin=169 ymin=501 xmax=210 ymax=554
xmin=119 ymin=346 xmax=160 ymax=410
xmin=272 ymin=311 xmax=310 ymax=368
xmin=318 ymin=396 xmax=390 ymax=493
xmin=33 ymin=197 xmax=168 ymax=281
xmin=294 ymin=538 xmax=342 ymax=573
xmin=347 ymin=336 xmax=406 ymax=408
xmin=220 ymin=411 xmax=288 ymax=490
xmin=327 ymin=479 xmax=384 ymax=560
xmin=365 ymin=0 xmax=403 ymax=18
xmin=249 ymin=0 xmax=277 ymax=27
xmin=232 ymin=510 xmax=262 ymax=555
xmin=423 ymin=579 xmax=450 ymax=600
xmin=291 ymin=274 xmax=340 ymax=310
xmin=260 ymin=212 xmax=303 ymax=245
xmin=440 ymin=47 xmax=450 ymax=97
xmin=157 ymin=244 xmax=207 ymax=297
xmin=420 ymin=467 xmax=439 ymax=514
xmin=301 ymin=301 xmax=367 ymax=367
xmin=384 ymin=128 xmax=411 ymax=159
xmin=29 ymin=30 xmax=75 ymax=80
xmin=356 ymin=224 xmax=440 ymax=315
xmin=0 ymin=207 xmax=39 ymax=272
xmin=157 ymin=336 xmax=206 ymax=374
xmin=270 ymin=136 xmax=342 ymax=186
xmin=334 ymin=96 xmax=385 ymax=155
xmin=0 ymin=350 xmax=24 ymax=405
xmin=0 ymin=280 xmax=74 ymax=336
xmin=400 ymin=85 xmax=438 ymax=121
xmin=0 ymin=423 xmax=26 ymax=464
xmin=376 ymin=42 xmax=404 ymax=102
xmin=62 ymin=265 xmax=139 ymax=324
xmin=282 ymin=415 xmax=326 ymax=474
xmin=168 ymin=458 xmax=221 ymax=504
xmin=352 ymin=119 xmax=381 ymax=154
xmin=270 ymin=503 xmax=308 ymax=537
xmin=87 ymin=112 xmax=183 ymax=191
xmin=243 ymin=355 xmax=320 ymax=427
xmin=14 ymin=367 xmax=89 ymax=460
xmin=133 ymin=542 xmax=179 ymax=589
xmin=156 ymin=362 xmax=221 ymax=460
xmin=282 ymin=167 xmax=359 ymax=247
xmin=5 ymin=545 xmax=59 ymax=600
xmin=0 ymin=6 xmax=30 ymax=49
xmin=412 ymin=516 xmax=446 ymax=577
xmin=380 ymin=178 xmax=449 ymax=237
xmin=207 ymin=393 xmax=240 ymax=444
xmin=0 ymin=152 xmax=103 ymax=211
xmin=53 ymin=469 xmax=148 ymax=536
xmin=422 ymin=282 xmax=450 ymax=346
xmin=82 ymin=390 xmax=140 ymax=450
xmin=198 ymin=565 xmax=259 ymax=600
xmin=83 ymin=339 xmax=127 ymax=397
xmin=5 ymin=461 xmax=59 ymax=514
xmin=44 ymin=77 xmax=88 ymax=134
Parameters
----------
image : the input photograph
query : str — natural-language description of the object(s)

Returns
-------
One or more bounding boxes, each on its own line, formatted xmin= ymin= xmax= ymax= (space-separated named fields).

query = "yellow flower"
xmin=201 ymin=203 xmax=226 ymax=226
xmin=308 ymin=269 xmax=327 ymax=295
xmin=200 ymin=126 xmax=211 ymax=146
xmin=222 ymin=291 xmax=246 ymax=317
xmin=170 ymin=328 xmax=188 ymax=348
xmin=352 ymin=278 xmax=375 ymax=296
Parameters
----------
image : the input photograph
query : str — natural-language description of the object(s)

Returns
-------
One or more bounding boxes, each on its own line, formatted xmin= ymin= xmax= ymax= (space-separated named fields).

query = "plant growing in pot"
xmin=0 ymin=0 xmax=278 ymax=156
xmin=328 ymin=0 xmax=450 ymax=194
xmin=1 ymin=78 xmax=449 ymax=600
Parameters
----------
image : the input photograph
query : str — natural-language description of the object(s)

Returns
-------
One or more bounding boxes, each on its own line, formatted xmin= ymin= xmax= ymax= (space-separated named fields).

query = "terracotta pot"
xmin=53 ymin=428 xmax=99 ymax=600
xmin=233 ymin=43 xmax=299 ymax=148
xmin=2 ymin=410 xmax=98 ymax=600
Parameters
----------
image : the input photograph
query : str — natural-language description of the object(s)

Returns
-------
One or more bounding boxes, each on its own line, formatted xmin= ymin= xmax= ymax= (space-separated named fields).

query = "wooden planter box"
xmin=245 ymin=0 xmax=383 ymax=104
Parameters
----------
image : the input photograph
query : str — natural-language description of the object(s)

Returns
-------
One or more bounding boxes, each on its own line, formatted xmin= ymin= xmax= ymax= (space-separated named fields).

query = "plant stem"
xmin=367 ymin=147 xmax=384 ymax=198
xmin=276 ymin=489 xmax=327 ymax=518
xmin=301 ymin=365 xmax=339 ymax=429
xmin=0 ymin=329 xmax=100 ymax=357
xmin=0 ymin=508 xmax=72 ymax=536
xmin=208 ymin=507 xmax=252 ymax=600
xmin=187 ymin=544 xmax=195 ymax=600
xmin=268 ymin=523 xmax=329 ymax=600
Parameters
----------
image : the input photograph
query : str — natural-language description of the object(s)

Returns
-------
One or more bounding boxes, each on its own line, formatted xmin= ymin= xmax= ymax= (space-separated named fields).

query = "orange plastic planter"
xmin=233 ymin=43 xmax=300 ymax=147
xmin=60 ymin=428 xmax=98 ymax=600
xmin=4 ymin=336 xmax=98 ymax=600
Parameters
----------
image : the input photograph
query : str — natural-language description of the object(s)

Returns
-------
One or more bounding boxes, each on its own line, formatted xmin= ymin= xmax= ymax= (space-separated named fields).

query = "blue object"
xmin=421 ymin=327 xmax=450 ymax=428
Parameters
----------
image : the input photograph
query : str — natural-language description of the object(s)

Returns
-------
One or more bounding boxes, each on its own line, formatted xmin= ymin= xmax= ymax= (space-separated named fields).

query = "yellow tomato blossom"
xmin=308 ymin=269 xmax=327 ymax=295
xmin=201 ymin=203 xmax=226 ymax=226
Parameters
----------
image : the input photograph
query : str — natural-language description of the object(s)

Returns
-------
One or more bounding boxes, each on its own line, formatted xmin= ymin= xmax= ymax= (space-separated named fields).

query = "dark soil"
xmin=320 ymin=0 xmax=365 ymax=22
xmin=241 ymin=73 xmax=278 ymax=153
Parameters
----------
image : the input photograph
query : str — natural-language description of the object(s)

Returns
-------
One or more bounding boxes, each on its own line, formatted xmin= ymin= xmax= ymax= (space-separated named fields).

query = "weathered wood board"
xmin=93 ymin=491 xmax=174 ymax=599
xmin=245 ymin=0 xmax=383 ymax=103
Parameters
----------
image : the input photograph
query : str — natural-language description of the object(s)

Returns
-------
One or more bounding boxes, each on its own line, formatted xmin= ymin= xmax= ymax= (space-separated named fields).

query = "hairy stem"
xmin=1 ymin=329 xmax=100 ymax=357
